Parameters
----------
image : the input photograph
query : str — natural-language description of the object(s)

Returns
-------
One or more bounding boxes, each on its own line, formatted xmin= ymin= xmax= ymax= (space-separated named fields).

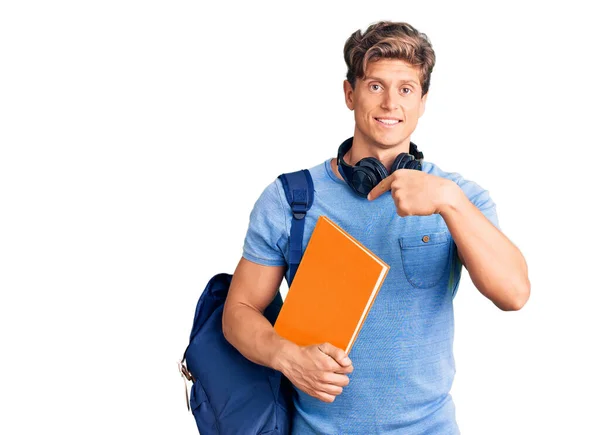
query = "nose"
xmin=381 ymin=88 xmax=400 ymax=111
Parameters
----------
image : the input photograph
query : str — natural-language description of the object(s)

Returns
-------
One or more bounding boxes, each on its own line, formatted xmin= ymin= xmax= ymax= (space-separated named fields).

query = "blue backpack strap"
xmin=278 ymin=169 xmax=314 ymax=283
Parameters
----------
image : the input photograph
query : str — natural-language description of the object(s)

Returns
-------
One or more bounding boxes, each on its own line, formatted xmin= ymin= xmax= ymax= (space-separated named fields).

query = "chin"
xmin=374 ymin=135 xmax=405 ymax=148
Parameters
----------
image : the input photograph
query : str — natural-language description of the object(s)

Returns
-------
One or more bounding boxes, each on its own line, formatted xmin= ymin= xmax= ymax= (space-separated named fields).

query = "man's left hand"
xmin=367 ymin=169 xmax=457 ymax=216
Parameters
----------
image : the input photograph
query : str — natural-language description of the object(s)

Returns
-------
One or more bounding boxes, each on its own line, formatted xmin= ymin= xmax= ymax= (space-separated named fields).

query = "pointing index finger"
xmin=367 ymin=176 xmax=392 ymax=201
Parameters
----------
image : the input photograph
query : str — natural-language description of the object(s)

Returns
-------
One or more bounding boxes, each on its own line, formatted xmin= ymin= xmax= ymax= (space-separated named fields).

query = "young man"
xmin=222 ymin=21 xmax=530 ymax=434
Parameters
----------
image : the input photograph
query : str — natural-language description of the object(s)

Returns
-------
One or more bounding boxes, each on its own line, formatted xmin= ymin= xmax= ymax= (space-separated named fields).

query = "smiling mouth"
xmin=375 ymin=118 xmax=403 ymax=126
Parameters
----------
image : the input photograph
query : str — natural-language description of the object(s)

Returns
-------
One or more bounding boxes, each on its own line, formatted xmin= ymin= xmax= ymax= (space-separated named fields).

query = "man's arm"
xmin=439 ymin=182 xmax=530 ymax=311
xmin=222 ymin=257 xmax=354 ymax=403
xmin=222 ymin=258 xmax=295 ymax=369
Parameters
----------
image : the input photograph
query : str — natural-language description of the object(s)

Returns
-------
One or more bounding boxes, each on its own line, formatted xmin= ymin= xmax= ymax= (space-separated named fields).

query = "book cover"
xmin=274 ymin=215 xmax=390 ymax=355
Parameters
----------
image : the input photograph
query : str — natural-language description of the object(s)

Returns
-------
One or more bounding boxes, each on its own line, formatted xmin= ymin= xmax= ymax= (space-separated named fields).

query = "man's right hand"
xmin=277 ymin=342 xmax=354 ymax=403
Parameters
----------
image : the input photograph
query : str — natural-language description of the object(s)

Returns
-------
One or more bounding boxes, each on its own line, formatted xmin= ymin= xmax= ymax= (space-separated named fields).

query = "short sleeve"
xmin=455 ymin=178 xmax=501 ymax=231
xmin=242 ymin=179 xmax=288 ymax=266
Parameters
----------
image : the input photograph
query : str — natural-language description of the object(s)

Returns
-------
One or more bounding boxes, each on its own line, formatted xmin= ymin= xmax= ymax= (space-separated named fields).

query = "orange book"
xmin=274 ymin=215 xmax=390 ymax=355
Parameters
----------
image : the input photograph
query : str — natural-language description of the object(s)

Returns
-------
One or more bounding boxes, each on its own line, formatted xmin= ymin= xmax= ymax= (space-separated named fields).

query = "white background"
xmin=1 ymin=1 xmax=599 ymax=434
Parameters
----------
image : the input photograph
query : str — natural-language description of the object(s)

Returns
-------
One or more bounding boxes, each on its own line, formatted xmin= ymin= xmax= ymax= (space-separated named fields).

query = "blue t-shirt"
xmin=242 ymin=157 xmax=500 ymax=435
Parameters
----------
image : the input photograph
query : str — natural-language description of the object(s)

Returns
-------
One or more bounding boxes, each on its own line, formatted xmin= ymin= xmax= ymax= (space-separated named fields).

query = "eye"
xmin=400 ymin=87 xmax=412 ymax=95
xmin=370 ymin=84 xmax=382 ymax=92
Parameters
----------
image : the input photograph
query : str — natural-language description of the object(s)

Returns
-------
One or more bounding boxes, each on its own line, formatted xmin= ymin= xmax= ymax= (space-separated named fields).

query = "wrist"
xmin=437 ymin=180 xmax=463 ymax=216
xmin=271 ymin=337 xmax=299 ymax=374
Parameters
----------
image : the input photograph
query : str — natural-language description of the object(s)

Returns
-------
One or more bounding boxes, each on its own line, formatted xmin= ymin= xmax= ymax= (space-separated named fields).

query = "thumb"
xmin=318 ymin=342 xmax=352 ymax=366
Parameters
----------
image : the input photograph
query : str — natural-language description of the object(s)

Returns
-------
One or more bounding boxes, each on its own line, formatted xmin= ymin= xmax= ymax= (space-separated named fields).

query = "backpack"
xmin=180 ymin=169 xmax=314 ymax=434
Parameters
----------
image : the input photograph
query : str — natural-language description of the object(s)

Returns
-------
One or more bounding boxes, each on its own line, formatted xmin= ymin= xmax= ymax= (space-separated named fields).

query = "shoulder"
xmin=255 ymin=177 xmax=286 ymax=207
xmin=422 ymin=160 xmax=494 ymax=207
xmin=264 ymin=159 xmax=332 ymax=204
xmin=421 ymin=160 xmax=470 ymax=185
xmin=253 ymin=159 xmax=338 ymax=215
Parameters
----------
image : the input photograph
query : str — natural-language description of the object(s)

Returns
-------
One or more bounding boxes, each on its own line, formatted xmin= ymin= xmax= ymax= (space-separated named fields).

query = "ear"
xmin=418 ymin=92 xmax=429 ymax=118
xmin=343 ymin=80 xmax=354 ymax=110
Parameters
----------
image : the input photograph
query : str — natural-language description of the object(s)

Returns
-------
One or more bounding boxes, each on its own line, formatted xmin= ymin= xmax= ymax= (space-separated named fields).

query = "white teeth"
xmin=377 ymin=118 xmax=400 ymax=125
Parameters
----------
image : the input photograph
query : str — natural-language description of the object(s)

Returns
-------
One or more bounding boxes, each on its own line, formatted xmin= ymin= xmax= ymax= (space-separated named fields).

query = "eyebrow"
xmin=364 ymin=76 xmax=420 ymax=86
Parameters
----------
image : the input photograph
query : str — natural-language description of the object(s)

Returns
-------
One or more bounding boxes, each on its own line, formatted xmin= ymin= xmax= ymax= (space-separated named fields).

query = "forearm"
xmin=222 ymin=303 xmax=298 ymax=371
xmin=439 ymin=182 xmax=530 ymax=310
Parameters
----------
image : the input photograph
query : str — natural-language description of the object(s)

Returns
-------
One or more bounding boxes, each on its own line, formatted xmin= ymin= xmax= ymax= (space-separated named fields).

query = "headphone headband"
xmin=336 ymin=137 xmax=425 ymax=198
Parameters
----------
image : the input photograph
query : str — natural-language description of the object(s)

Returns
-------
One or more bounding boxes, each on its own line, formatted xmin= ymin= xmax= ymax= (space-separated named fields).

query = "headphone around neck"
xmin=337 ymin=136 xmax=424 ymax=198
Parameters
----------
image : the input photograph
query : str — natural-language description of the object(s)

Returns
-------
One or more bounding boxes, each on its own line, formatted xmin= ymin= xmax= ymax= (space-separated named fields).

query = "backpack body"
xmin=181 ymin=169 xmax=314 ymax=434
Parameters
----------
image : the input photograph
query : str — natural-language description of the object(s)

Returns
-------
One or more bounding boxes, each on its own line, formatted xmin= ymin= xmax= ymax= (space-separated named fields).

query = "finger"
xmin=334 ymin=363 xmax=354 ymax=374
xmin=319 ymin=383 xmax=344 ymax=396
xmin=316 ymin=392 xmax=336 ymax=403
xmin=318 ymin=342 xmax=352 ymax=367
xmin=367 ymin=175 xmax=393 ymax=201
xmin=323 ymin=372 xmax=350 ymax=387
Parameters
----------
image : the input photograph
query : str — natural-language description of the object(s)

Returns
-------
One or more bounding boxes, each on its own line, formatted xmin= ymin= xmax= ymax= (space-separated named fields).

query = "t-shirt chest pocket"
xmin=399 ymin=231 xmax=452 ymax=289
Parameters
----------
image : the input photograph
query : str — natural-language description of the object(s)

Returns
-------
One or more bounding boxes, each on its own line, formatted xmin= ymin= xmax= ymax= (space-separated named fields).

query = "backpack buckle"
xmin=178 ymin=360 xmax=194 ymax=382
xmin=291 ymin=189 xmax=308 ymax=219
xmin=178 ymin=360 xmax=194 ymax=412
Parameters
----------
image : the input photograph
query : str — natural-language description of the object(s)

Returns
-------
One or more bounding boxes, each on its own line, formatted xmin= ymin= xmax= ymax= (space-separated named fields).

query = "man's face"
xmin=344 ymin=58 xmax=428 ymax=150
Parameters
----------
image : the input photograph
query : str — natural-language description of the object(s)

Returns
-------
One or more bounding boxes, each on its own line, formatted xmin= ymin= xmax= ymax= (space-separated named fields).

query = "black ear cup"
xmin=392 ymin=153 xmax=422 ymax=172
xmin=405 ymin=159 xmax=422 ymax=170
xmin=391 ymin=153 xmax=414 ymax=171
xmin=357 ymin=157 xmax=389 ymax=181
xmin=350 ymin=158 xmax=389 ymax=197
